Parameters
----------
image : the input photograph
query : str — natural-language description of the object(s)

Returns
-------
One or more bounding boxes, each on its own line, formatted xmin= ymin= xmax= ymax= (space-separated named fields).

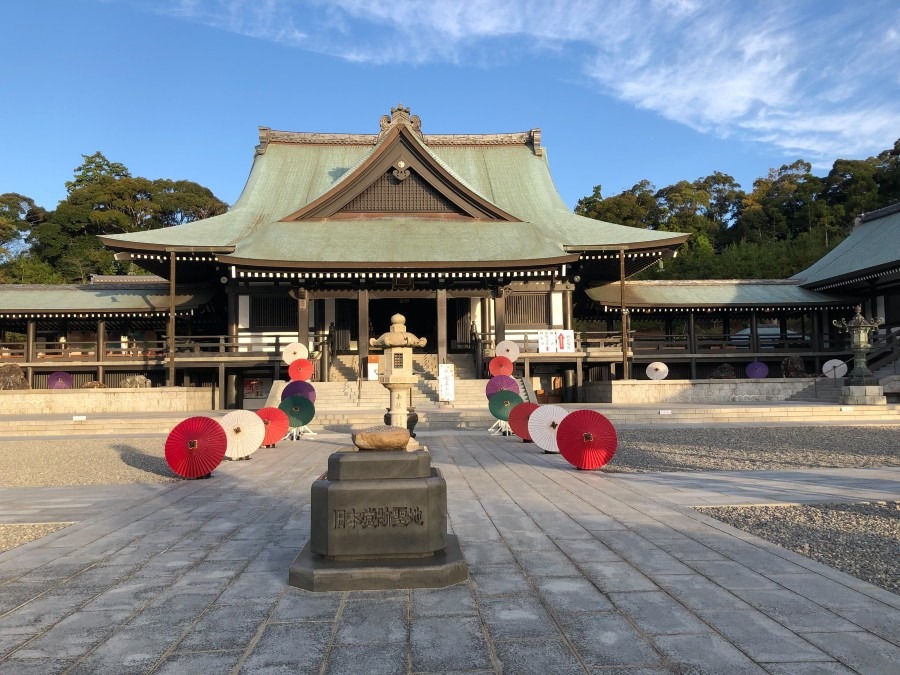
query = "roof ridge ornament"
xmin=379 ymin=105 xmax=424 ymax=142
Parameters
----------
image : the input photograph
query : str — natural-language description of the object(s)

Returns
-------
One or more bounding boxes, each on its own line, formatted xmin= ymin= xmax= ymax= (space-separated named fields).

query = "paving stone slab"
xmin=492 ymin=638 xmax=583 ymax=675
xmin=411 ymin=615 xmax=492 ymax=671
xmin=324 ymin=642 xmax=408 ymax=675
xmin=335 ymin=600 xmax=408 ymax=645
xmin=555 ymin=611 xmax=661 ymax=667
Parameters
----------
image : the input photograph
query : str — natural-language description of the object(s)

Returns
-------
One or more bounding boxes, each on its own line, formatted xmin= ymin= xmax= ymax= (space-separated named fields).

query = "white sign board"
xmin=537 ymin=330 xmax=576 ymax=353
xmin=438 ymin=363 xmax=455 ymax=402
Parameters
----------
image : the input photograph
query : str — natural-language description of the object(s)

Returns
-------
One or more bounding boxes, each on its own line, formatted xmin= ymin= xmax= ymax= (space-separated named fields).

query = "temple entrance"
xmin=369 ymin=299 xmax=437 ymax=348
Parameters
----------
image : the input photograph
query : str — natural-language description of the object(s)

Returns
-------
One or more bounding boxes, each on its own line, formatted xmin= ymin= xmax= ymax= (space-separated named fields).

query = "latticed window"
xmin=250 ymin=296 xmax=298 ymax=330
xmin=340 ymin=170 xmax=461 ymax=213
xmin=506 ymin=292 xmax=550 ymax=327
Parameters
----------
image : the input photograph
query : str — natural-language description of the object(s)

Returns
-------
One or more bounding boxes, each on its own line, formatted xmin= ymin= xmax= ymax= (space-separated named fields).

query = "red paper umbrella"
xmin=256 ymin=407 xmax=289 ymax=446
xmin=485 ymin=375 xmax=518 ymax=399
xmin=165 ymin=416 xmax=227 ymax=479
xmin=288 ymin=358 xmax=315 ymax=382
xmin=488 ymin=356 xmax=514 ymax=377
xmin=48 ymin=371 xmax=74 ymax=389
xmin=556 ymin=410 xmax=618 ymax=470
xmin=282 ymin=380 xmax=316 ymax=403
xmin=508 ymin=402 xmax=540 ymax=441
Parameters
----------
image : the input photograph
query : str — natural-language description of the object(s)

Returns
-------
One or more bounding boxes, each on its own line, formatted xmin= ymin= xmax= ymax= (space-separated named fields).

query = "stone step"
xmin=1 ymin=403 xmax=897 ymax=437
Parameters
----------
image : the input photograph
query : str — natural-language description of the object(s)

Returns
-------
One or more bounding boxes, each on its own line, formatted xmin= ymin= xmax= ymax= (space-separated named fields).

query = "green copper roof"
xmin=100 ymin=114 xmax=688 ymax=267
xmin=793 ymin=204 xmax=900 ymax=289
xmin=0 ymin=283 xmax=213 ymax=316
xmin=587 ymin=280 xmax=855 ymax=311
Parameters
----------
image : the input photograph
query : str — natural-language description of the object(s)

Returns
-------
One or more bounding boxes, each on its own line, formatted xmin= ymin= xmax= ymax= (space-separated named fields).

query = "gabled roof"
xmin=0 ymin=283 xmax=214 ymax=317
xmin=793 ymin=202 xmax=900 ymax=290
xmin=587 ymin=279 xmax=856 ymax=312
xmin=99 ymin=106 xmax=688 ymax=270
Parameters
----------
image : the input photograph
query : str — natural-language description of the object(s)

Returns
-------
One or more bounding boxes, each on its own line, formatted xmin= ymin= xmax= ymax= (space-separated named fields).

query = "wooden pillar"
xmin=688 ymin=312 xmax=697 ymax=379
xmin=480 ymin=297 xmax=489 ymax=334
xmin=25 ymin=319 xmax=35 ymax=387
xmin=167 ymin=250 xmax=176 ymax=386
xmin=562 ymin=287 xmax=573 ymax=330
xmin=436 ymin=288 xmax=447 ymax=364
xmin=296 ymin=288 xmax=309 ymax=349
xmin=357 ymin=288 xmax=369 ymax=376
xmin=493 ymin=287 xmax=506 ymax=345
xmin=619 ymin=249 xmax=629 ymax=379
xmin=217 ymin=363 xmax=226 ymax=410
xmin=227 ymin=289 xmax=238 ymax=353
xmin=97 ymin=318 xmax=106 ymax=384
xmin=750 ymin=311 xmax=760 ymax=353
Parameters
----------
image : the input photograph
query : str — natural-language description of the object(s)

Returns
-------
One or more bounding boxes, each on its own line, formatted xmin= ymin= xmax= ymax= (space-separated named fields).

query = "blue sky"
xmin=2 ymin=0 xmax=898 ymax=213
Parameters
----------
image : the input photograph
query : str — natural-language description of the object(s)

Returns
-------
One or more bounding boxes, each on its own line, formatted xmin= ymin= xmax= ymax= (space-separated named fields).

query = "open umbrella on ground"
xmin=646 ymin=362 xmax=669 ymax=380
xmin=527 ymin=405 xmax=569 ymax=454
xmin=495 ymin=340 xmax=520 ymax=363
xmin=281 ymin=342 xmax=309 ymax=365
xmin=823 ymin=359 xmax=848 ymax=378
xmin=256 ymin=407 xmax=290 ymax=447
xmin=288 ymin=358 xmax=315 ymax=382
xmin=165 ymin=416 xmax=227 ymax=479
xmin=508 ymin=402 xmax=540 ymax=442
xmin=279 ymin=395 xmax=316 ymax=427
xmin=746 ymin=361 xmax=769 ymax=378
xmin=488 ymin=390 xmax=523 ymax=421
xmin=48 ymin=371 xmax=73 ymax=389
xmin=556 ymin=409 xmax=618 ymax=470
xmin=282 ymin=380 xmax=317 ymax=403
xmin=220 ymin=409 xmax=266 ymax=460
xmin=485 ymin=375 xmax=518 ymax=399
xmin=488 ymin=356 xmax=514 ymax=377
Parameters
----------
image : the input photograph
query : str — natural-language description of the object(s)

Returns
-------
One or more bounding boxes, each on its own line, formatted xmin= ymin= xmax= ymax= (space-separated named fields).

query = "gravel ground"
xmin=699 ymin=502 xmax=900 ymax=596
xmin=0 ymin=427 xmax=897 ymax=595
xmin=0 ymin=523 xmax=73 ymax=553
xmin=605 ymin=425 xmax=900 ymax=473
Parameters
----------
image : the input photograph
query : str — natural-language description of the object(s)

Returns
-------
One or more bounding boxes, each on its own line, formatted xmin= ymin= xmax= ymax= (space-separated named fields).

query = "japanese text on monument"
xmin=332 ymin=506 xmax=425 ymax=529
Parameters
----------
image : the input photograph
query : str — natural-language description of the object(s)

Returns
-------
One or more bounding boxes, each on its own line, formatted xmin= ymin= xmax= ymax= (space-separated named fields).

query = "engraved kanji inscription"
xmin=332 ymin=506 xmax=425 ymax=530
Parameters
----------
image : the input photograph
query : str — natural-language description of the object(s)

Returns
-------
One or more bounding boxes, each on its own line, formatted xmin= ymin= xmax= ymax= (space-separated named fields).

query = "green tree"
xmin=0 ymin=193 xmax=45 ymax=261
xmin=575 ymin=180 xmax=659 ymax=229
xmin=24 ymin=152 xmax=228 ymax=282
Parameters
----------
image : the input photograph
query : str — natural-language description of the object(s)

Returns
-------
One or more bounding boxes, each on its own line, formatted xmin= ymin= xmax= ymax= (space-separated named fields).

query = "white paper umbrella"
xmin=646 ymin=362 xmax=669 ymax=380
xmin=219 ymin=410 xmax=266 ymax=460
xmin=822 ymin=359 xmax=848 ymax=378
xmin=527 ymin=405 xmax=569 ymax=454
xmin=495 ymin=340 xmax=520 ymax=363
xmin=281 ymin=342 xmax=309 ymax=365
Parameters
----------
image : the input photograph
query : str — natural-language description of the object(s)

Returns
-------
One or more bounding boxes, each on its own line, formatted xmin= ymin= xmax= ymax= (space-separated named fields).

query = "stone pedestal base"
xmin=288 ymin=534 xmax=468 ymax=591
xmin=840 ymin=385 xmax=887 ymax=405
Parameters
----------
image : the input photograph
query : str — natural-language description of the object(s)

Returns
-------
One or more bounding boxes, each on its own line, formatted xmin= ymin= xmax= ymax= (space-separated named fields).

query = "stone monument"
xmin=288 ymin=320 xmax=468 ymax=591
xmin=833 ymin=305 xmax=886 ymax=405
xmin=369 ymin=314 xmax=425 ymax=438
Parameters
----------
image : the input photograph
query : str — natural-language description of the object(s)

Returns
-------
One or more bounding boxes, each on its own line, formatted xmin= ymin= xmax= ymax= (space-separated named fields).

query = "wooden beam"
xmin=436 ymin=288 xmax=447 ymax=365
xmin=358 ymin=288 xmax=369 ymax=376
xmin=168 ymin=251 xmax=176 ymax=386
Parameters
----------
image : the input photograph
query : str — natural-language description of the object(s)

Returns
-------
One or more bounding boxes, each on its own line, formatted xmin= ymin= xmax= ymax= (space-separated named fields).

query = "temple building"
xmin=2 ymin=107 xmax=897 ymax=403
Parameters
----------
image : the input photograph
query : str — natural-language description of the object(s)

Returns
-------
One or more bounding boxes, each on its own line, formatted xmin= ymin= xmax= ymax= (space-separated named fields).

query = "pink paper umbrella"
xmin=485 ymin=375 xmax=518 ymax=399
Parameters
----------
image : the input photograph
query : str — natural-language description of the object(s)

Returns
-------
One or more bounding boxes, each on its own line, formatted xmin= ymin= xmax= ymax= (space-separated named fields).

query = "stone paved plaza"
xmin=0 ymin=430 xmax=898 ymax=674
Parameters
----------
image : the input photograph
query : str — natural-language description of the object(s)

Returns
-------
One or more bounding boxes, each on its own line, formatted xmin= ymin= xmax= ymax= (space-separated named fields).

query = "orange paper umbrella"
xmin=508 ymin=402 xmax=540 ymax=441
xmin=556 ymin=410 xmax=618 ymax=470
xmin=256 ymin=407 xmax=289 ymax=446
xmin=488 ymin=356 xmax=514 ymax=377
xmin=288 ymin=358 xmax=315 ymax=382
xmin=165 ymin=416 xmax=227 ymax=479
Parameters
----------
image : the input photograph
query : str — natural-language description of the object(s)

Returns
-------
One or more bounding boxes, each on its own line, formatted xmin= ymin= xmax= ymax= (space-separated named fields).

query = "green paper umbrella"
xmin=278 ymin=394 xmax=316 ymax=427
xmin=488 ymin=390 xmax=523 ymax=421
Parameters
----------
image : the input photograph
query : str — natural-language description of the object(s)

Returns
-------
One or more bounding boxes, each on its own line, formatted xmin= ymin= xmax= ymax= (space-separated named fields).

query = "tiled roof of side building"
xmin=792 ymin=202 xmax=900 ymax=289
xmin=587 ymin=279 xmax=857 ymax=310
xmin=0 ymin=284 xmax=214 ymax=314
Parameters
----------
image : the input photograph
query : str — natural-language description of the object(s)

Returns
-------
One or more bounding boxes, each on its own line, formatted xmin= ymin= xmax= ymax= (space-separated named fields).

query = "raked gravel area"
xmin=0 ymin=426 xmax=897 ymax=596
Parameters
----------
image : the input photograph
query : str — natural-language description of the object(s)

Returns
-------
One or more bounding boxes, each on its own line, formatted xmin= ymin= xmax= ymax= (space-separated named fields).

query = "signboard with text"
xmin=438 ymin=363 xmax=455 ymax=402
xmin=537 ymin=330 xmax=575 ymax=353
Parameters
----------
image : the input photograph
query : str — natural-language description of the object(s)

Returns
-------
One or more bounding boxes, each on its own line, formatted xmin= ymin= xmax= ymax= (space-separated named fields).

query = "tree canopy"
xmin=575 ymin=139 xmax=900 ymax=280
xmin=1 ymin=152 xmax=227 ymax=283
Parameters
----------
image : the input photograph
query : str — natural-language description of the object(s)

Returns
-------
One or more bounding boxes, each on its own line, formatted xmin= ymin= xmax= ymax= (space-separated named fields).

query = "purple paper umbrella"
xmin=281 ymin=379 xmax=317 ymax=403
xmin=485 ymin=375 xmax=519 ymax=399
xmin=745 ymin=361 xmax=769 ymax=379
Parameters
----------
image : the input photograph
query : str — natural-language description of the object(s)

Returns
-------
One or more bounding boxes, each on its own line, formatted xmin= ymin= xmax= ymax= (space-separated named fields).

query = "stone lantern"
xmin=833 ymin=305 xmax=886 ymax=405
xmin=369 ymin=314 xmax=426 ymax=434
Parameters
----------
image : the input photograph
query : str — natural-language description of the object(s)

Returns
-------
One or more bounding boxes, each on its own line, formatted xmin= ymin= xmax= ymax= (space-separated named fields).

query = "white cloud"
xmin=144 ymin=0 xmax=900 ymax=162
